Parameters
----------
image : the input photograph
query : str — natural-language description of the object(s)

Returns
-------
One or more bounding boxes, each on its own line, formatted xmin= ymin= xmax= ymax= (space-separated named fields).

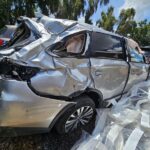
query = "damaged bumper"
xmin=0 ymin=79 xmax=74 ymax=136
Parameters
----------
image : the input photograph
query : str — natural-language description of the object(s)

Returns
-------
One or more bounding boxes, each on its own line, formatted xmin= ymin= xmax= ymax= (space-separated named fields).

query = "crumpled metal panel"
xmin=0 ymin=16 xmax=95 ymax=97
xmin=0 ymin=15 xmax=149 ymax=137
xmin=31 ymin=58 xmax=93 ymax=96
xmin=0 ymin=15 xmax=95 ymax=131
xmin=4 ymin=24 xmax=88 ymax=69
xmin=0 ymin=15 xmax=148 ymax=101
xmin=38 ymin=15 xmax=77 ymax=34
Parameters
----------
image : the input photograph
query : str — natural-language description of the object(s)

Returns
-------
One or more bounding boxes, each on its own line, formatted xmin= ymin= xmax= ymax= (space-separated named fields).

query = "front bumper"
xmin=0 ymin=79 xmax=74 ymax=136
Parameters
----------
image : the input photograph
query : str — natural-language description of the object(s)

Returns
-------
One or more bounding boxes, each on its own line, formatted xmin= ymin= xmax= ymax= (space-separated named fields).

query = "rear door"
xmin=31 ymin=32 xmax=93 ymax=97
xmin=89 ymin=32 xmax=129 ymax=100
xmin=124 ymin=39 xmax=149 ymax=91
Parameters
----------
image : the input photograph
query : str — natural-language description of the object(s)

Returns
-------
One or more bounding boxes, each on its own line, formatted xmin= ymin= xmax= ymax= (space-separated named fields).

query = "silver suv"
xmin=0 ymin=16 xmax=149 ymax=135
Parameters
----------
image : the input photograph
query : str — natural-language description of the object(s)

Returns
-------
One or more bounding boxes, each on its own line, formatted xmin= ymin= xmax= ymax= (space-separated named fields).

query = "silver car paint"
xmin=90 ymin=58 xmax=129 ymax=99
xmin=31 ymin=58 xmax=93 ymax=96
xmin=0 ymin=79 xmax=73 ymax=128
xmin=124 ymin=62 xmax=149 ymax=91
xmin=124 ymin=38 xmax=150 ymax=91
xmin=0 ymin=17 xmax=93 ymax=130
xmin=0 ymin=16 xmax=149 ymax=131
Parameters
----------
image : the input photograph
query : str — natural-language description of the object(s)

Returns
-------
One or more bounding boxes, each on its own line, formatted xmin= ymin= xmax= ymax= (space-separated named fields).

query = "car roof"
xmin=38 ymin=15 xmax=122 ymax=38
xmin=78 ymin=22 xmax=122 ymax=38
xmin=38 ymin=16 xmax=77 ymax=34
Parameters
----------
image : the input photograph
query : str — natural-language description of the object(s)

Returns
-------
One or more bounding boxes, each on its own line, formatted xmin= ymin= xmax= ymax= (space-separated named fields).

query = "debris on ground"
xmin=72 ymin=81 xmax=150 ymax=150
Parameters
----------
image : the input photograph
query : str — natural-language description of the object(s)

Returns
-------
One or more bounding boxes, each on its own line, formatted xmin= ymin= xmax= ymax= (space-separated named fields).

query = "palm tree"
xmin=0 ymin=0 xmax=110 ymax=29
xmin=85 ymin=0 xmax=110 ymax=24
xmin=97 ymin=6 xmax=117 ymax=31
xmin=117 ymin=8 xmax=136 ymax=36
xmin=100 ymin=0 xmax=110 ymax=5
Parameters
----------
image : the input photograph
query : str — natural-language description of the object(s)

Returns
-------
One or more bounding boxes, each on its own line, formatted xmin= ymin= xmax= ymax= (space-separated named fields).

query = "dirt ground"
xmin=0 ymin=120 xmax=95 ymax=150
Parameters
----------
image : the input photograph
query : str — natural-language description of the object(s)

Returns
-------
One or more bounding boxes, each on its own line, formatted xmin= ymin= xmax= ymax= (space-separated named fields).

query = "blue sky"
xmin=79 ymin=0 xmax=150 ymax=25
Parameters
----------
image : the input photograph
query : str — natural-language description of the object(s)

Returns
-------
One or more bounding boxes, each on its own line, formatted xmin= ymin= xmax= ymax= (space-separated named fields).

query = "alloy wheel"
xmin=65 ymin=106 xmax=94 ymax=133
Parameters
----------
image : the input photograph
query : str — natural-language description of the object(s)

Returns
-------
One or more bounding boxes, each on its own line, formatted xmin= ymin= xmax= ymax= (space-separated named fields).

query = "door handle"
xmin=95 ymin=70 xmax=102 ymax=76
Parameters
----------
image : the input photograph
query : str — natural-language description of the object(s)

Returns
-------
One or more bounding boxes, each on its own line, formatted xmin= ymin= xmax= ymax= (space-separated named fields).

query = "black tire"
xmin=55 ymin=95 xmax=96 ymax=134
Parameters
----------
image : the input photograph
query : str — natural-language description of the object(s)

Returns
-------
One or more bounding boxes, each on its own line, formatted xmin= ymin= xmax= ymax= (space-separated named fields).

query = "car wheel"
xmin=55 ymin=95 xmax=96 ymax=134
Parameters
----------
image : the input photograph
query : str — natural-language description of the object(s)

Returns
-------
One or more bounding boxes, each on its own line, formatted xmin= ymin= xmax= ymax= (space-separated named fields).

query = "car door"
xmin=124 ymin=39 xmax=149 ymax=91
xmin=30 ymin=32 xmax=93 ymax=97
xmin=89 ymin=32 xmax=129 ymax=100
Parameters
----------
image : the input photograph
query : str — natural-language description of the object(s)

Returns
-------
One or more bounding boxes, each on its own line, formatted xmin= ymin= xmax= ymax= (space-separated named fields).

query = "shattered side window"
xmin=0 ymin=26 xmax=16 ymax=39
xmin=51 ymin=34 xmax=86 ymax=57
xmin=5 ymin=23 xmax=31 ymax=48
xmin=127 ymin=39 xmax=144 ymax=63
xmin=90 ymin=32 xmax=123 ymax=58
xmin=128 ymin=46 xmax=144 ymax=63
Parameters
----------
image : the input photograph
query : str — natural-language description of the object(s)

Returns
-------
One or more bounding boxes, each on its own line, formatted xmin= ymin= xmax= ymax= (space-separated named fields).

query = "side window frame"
xmin=47 ymin=31 xmax=90 ymax=58
xmin=89 ymin=32 xmax=125 ymax=60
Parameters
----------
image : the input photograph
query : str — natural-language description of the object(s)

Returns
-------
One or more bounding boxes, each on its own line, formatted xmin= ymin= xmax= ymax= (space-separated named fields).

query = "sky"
xmin=78 ymin=0 xmax=150 ymax=25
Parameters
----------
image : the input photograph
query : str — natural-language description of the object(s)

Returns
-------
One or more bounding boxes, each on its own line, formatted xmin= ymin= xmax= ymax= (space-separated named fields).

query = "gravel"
xmin=0 ymin=129 xmax=81 ymax=150
xmin=0 ymin=119 xmax=95 ymax=150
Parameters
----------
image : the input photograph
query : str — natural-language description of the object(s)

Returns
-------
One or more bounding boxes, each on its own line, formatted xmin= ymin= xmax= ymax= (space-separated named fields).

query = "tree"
xmin=0 ymin=0 xmax=110 ymax=29
xmin=116 ymin=8 xmax=150 ymax=46
xmin=132 ymin=20 xmax=150 ymax=46
xmin=85 ymin=0 xmax=110 ymax=24
xmin=117 ymin=8 xmax=137 ymax=36
xmin=100 ymin=0 xmax=110 ymax=5
xmin=37 ymin=0 xmax=110 ymax=24
xmin=0 ymin=0 xmax=12 ymax=28
xmin=96 ymin=6 xmax=117 ymax=31
xmin=56 ymin=0 xmax=85 ymax=20
xmin=12 ymin=0 xmax=35 ymax=21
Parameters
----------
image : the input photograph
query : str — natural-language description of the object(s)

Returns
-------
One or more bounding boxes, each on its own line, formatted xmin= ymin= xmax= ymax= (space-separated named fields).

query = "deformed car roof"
xmin=0 ymin=15 xmax=123 ymax=66
xmin=38 ymin=15 xmax=122 ymax=38
xmin=38 ymin=15 xmax=77 ymax=34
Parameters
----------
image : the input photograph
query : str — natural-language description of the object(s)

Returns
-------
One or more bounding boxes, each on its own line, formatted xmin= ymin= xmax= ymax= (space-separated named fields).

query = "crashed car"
xmin=0 ymin=16 xmax=149 ymax=135
xmin=0 ymin=25 xmax=16 ymax=47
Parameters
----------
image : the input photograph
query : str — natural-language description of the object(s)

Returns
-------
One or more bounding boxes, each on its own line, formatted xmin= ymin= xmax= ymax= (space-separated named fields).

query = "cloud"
xmin=120 ymin=0 xmax=150 ymax=21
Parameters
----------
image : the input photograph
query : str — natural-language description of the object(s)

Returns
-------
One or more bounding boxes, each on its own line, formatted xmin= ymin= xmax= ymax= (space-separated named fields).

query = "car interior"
xmin=52 ymin=34 xmax=86 ymax=56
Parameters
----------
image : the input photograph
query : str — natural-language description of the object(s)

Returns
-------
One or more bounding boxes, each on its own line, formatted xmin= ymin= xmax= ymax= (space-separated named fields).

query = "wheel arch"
xmin=69 ymin=88 xmax=104 ymax=108
xmin=49 ymin=89 xmax=104 ymax=133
